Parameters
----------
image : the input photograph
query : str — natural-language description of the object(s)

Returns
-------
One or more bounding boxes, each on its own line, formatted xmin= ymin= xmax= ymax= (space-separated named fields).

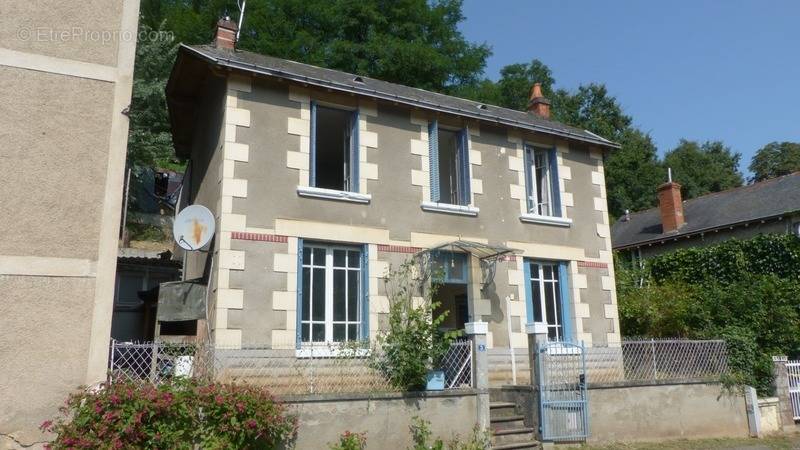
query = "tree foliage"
xmin=749 ymin=141 xmax=800 ymax=182
xmin=617 ymin=234 xmax=800 ymax=394
xmin=662 ymin=139 xmax=744 ymax=199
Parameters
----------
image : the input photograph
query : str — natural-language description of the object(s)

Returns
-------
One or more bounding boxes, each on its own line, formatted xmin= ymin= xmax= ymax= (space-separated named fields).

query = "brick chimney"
xmin=214 ymin=16 xmax=238 ymax=50
xmin=657 ymin=171 xmax=685 ymax=233
xmin=527 ymin=83 xmax=551 ymax=119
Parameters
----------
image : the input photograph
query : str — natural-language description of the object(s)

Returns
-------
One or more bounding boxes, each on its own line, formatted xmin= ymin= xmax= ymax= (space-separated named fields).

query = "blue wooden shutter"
xmin=295 ymin=238 xmax=304 ymax=349
xmin=523 ymin=259 xmax=534 ymax=324
xmin=558 ymin=262 xmax=573 ymax=342
xmin=459 ymin=128 xmax=471 ymax=205
xmin=428 ymin=120 xmax=440 ymax=202
xmin=360 ymin=244 xmax=370 ymax=341
xmin=309 ymin=101 xmax=317 ymax=187
xmin=523 ymin=146 xmax=534 ymax=213
xmin=350 ymin=109 xmax=360 ymax=192
xmin=548 ymin=147 xmax=561 ymax=217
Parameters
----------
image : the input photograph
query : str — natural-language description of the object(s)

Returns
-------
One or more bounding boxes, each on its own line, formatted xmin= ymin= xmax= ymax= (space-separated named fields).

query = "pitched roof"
xmin=173 ymin=44 xmax=619 ymax=151
xmin=611 ymin=172 xmax=800 ymax=249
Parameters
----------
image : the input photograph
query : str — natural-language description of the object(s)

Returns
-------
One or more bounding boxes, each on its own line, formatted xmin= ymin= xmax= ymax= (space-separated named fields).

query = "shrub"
xmin=42 ymin=378 xmax=297 ymax=449
xmin=409 ymin=417 xmax=491 ymax=450
xmin=372 ymin=260 xmax=460 ymax=390
xmin=329 ymin=431 xmax=367 ymax=450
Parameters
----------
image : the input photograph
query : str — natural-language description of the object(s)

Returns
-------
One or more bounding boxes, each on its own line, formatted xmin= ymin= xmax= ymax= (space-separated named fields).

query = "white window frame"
xmin=527 ymin=147 xmax=553 ymax=217
xmin=529 ymin=261 xmax=564 ymax=342
xmin=300 ymin=244 xmax=362 ymax=346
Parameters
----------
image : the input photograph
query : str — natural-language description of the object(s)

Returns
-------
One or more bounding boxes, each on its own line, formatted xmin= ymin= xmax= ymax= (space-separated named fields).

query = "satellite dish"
xmin=173 ymin=205 xmax=215 ymax=251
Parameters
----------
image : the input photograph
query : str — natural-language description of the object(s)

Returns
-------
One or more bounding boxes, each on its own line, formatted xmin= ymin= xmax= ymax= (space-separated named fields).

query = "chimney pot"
xmin=527 ymin=82 xmax=551 ymax=119
xmin=214 ymin=17 xmax=238 ymax=50
xmin=657 ymin=181 xmax=685 ymax=233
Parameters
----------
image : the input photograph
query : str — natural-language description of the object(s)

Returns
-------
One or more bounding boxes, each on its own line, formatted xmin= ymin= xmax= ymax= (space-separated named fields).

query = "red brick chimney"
xmin=214 ymin=16 xmax=238 ymax=50
xmin=527 ymin=83 xmax=551 ymax=119
xmin=657 ymin=169 xmax=685 ymax=233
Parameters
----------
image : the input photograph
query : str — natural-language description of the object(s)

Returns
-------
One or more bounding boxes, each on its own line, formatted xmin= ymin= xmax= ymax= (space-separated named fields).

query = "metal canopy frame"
xmin=416 ymin=240 xmax=521 ymax=289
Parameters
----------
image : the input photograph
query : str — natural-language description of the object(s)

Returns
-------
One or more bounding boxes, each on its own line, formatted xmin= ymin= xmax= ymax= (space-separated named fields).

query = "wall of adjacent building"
xmin=0 ymin=1 xmax=139 ymax=446
xmin=186 ymin=71 xmax=619 ymax=351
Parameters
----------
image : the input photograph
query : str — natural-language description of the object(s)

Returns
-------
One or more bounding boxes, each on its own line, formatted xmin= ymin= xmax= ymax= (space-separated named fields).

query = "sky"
xmin=459 ymin=0 xmax=800 ymax=177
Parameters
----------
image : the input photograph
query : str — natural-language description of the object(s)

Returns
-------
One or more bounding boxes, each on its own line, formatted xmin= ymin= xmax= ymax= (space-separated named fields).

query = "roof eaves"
xmin=181 ymin=45 xmax=621 ymax=150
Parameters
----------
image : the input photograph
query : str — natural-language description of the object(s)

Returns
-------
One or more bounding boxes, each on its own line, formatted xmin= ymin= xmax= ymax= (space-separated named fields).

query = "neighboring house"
xmin=165 ymin=20 xmax=621 ymax=359
xmin=0 ymin=1 xmax=140 ymax=447
xmin=612 ymin=172 xmax=800 ymax=259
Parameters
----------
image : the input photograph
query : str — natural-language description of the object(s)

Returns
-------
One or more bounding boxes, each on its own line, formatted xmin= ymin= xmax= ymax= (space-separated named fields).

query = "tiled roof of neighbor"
xmin=179 ymin=44 xmax=619 ymax=149
xmin=611 ymin=172 xmax=800 ymax=249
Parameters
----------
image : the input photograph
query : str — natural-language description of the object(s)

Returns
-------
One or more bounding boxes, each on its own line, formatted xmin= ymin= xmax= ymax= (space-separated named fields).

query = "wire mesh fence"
xmin=108 ymin=340 xmax=473 ymax=395
xmin=585 ymin=339 xmax=728 ymax=384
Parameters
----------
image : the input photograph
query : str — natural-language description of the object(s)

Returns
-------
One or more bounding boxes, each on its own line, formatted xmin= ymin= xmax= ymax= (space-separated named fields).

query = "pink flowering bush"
xmin=42 ymin=378 xmax=297 ymax=449
xmin=328 ymin=431 xmax=367 ymax=450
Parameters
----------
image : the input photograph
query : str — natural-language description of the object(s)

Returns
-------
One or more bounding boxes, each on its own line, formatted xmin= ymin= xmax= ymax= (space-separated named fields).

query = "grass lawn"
xmin=565 ymin=434 xmax=800 ymax=450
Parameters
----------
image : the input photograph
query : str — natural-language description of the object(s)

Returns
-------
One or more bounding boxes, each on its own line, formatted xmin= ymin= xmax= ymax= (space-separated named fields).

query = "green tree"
xmin=127 ymin=21 xmax=179 ymax=169
xmin=663 ymin=139 xmax=744 ymax=199
xmin=605 ymin=129 xmax=664 ymax=218
xmin=749 ymin=141 xmax=800 ymax=182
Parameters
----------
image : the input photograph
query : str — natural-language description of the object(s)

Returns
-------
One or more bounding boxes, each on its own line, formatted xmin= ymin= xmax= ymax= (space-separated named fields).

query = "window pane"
xmin=302 ymin=247 xmax=310 ymax=265
xmin=437 ymin=128 xmax=462 ymax=205
xmin=333 ymin=269 xmax=346 ymax=321
xmin=548 ymin=325 xmax=558 ymax=340
xmin=313 ymin=248 xmax=326 ymax=265
xmin=543 ymin=264 xmax=553 ymax=280
xmin=348 ymin=271 xmax=359 ymax=321
xmin=333 ymin=249 xmax=346 ymax=267
xmin=532 ymin=279 xmax=542 ymax=323
xmin=312 ymin=268 xmax=325 ymax=321
xmin=302 ymin=267 xmax=311 ymax=320
xmin=347 ymin=250 xmax=360 ymax=268
xmin=312 ymin=323 xmax=325 ymax=342
xmin=348 ymin=324 xmax=358 ymax=341
xmin=333 ymin=324 xmax=346 ymax=342
xmin=302 ymin=323 xmax=310 ymax=342
xmin=544 ymin=281 xmax=556 ymax=325
xmin=314 ymin=106 xmax=353 ymax=191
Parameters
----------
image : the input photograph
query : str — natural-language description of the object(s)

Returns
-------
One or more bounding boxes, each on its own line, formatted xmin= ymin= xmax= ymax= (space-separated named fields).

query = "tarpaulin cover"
xmin=156 ymin=279 xmax=206 ymax=322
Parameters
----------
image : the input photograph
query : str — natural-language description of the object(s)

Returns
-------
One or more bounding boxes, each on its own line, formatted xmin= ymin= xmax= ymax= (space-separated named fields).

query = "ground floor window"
xmin=299 ymin=242 xmax=366 ymax=344
xmin=525 ymin=260 xmax=572 ymax=341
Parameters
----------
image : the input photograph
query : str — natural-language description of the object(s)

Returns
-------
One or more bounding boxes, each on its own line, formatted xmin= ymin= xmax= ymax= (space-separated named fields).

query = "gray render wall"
xmin=189 ymin=73 xmax=619 ymax=350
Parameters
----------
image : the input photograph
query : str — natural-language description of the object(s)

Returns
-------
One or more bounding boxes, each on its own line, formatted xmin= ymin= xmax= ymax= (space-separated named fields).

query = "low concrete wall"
xmin=284 ymin=390 xmax=478 ymax=449
xmin=758 ymin=397 xmax=781 ymax=435
xmin=587 ymin=381 xmax=749 ymax=442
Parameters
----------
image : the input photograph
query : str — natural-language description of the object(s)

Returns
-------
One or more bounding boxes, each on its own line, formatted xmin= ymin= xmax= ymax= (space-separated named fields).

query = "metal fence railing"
xmin=108 ymin=340 xmax=473 ymax=395
xmin=787 ymin=360 xmax=800 ymax=420
xmin=585 ymin=339 xmax=728 ymax=384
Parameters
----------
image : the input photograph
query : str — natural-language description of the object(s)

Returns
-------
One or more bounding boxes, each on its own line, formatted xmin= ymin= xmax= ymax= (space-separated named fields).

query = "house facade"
xmin=166 ymin=21 xmax=621 ymax=355
xmin=612 ymin=173 xmax=800 ymax=260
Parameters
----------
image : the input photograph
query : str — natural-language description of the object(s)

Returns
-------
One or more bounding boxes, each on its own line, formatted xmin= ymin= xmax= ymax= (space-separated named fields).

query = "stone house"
xmin=165 ymin=20 xmax=621 ymax=356
xmin=612 ymin=172 xmax=800 ymax=260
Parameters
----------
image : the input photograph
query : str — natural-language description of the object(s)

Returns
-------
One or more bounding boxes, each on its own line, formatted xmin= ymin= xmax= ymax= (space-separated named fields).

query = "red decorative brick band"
xmin=231 ymin=232 xmax=288 ymax=243
xmin=578 ymin=260 xmax=608 ymax=269
xmin=377 ymin=244 xmax=422 ymax=254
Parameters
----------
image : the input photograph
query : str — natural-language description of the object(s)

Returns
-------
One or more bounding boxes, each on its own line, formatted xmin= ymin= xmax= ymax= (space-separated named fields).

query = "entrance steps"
xmin=490 ymin=402 xmax=540 ymax=450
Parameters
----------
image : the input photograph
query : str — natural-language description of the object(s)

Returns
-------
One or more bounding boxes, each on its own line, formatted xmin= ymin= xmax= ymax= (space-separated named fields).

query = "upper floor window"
xmin=525 ymin=260 xmax=572 ymax=342
xmin=298 ymin=242 xmax=367 ymax=345
xmin=524 ymin=145 xmax=561 ymax=217
xmin=429 ymin=121 xmax=470 ymax=206
xmin=310 ymin=102 xmax=359 ymax=192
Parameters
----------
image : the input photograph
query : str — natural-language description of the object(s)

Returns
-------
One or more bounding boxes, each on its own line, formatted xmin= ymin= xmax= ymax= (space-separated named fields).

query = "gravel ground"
xmin=564 ymin=434 xmax=800 ymax=450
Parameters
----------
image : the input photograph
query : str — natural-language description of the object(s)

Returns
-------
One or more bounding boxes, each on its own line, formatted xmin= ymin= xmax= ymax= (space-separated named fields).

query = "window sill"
xmin=519 ymin=213 xmax=572 ymax=227
xmin=297 ymin=186 xmax=371 ymax=204
xmin=295 ymin=346 xmax=370 ymax=358
xmin=421 ymin=202 xmax=479 ymax=217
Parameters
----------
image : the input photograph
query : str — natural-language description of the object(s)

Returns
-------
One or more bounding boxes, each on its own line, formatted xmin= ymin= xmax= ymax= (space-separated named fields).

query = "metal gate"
xmin=788 ymin=360 xmax=800 ymax=420
xmin=537 ymin=341 xmax=589 ymax=441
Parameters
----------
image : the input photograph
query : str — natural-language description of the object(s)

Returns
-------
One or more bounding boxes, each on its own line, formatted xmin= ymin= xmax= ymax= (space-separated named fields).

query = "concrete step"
xmin=491 ymin=427 xmax=536 ymax=446
xmin=490 ymin=414 xmax=526 ymax=431
xmin=489 ymin=401 xmax=518 ymax=418
xmin=491 ymin=441 xmax=541 ymax=450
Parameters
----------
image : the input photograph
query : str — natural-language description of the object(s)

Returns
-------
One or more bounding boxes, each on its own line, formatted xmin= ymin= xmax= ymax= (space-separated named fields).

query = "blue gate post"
xmin=526 ymin=322 xmax=548 ymax=441
xmin=466 ymin=321 xmax=490 ymax=430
